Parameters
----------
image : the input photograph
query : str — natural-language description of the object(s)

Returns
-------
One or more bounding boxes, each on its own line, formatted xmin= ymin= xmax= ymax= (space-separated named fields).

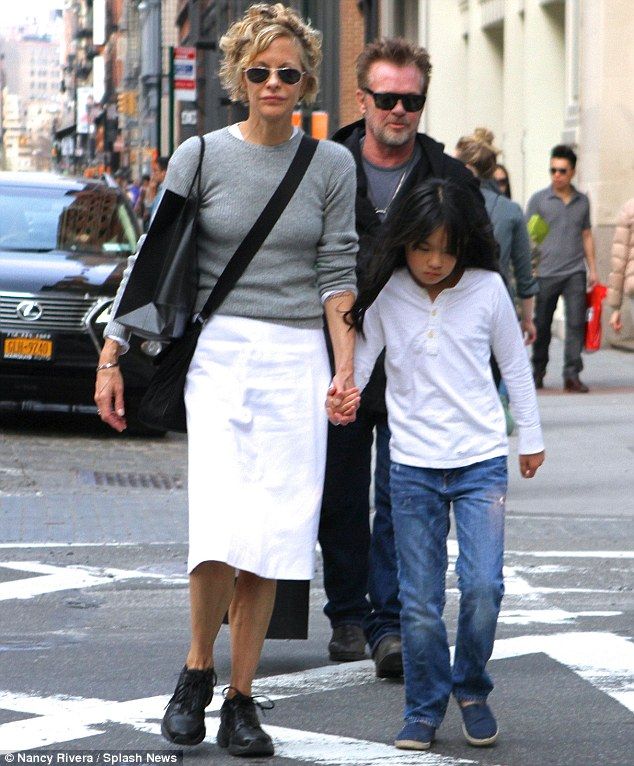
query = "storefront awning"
xmin=54 ymin=124 xmax=77 ymax=140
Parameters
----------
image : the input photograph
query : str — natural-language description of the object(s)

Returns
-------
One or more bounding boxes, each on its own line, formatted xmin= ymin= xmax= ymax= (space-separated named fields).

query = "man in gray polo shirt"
xmin=526 ymin=144 xmax=597 ymax=392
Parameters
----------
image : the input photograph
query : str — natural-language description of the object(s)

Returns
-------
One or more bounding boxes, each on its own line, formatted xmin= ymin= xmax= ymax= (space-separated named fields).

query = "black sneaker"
xmin=161 ymin=665 xmax=216 ymax=746
xmin=328 ymin=624 xmax=367 ymax=661
xmin=217 ymin=688 xmax=275 ymax=757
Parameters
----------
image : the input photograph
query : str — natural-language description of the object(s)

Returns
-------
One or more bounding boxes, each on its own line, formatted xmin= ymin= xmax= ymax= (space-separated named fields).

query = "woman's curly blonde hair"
xmin=219 ymin=3 xmax=322 ymax=105
xmin=455 ymin=128 xmax=500 ymax=179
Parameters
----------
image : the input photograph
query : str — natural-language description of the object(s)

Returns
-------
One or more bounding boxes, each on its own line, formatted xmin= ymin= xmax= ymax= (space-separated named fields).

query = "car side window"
xmin=0 ymin=184 xmax=138 ymax=254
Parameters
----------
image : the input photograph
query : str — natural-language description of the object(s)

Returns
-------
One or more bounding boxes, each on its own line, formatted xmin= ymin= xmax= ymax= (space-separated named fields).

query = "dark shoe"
xmin=217 ymin=688 xmax=275 ymax=757
xmin=564 ymin=377 xmax=589 ymax=393
xmin=328 ymin=624 xmax=366 ymax=661
xmin=533 ymin=371 xmax=544 ymax=389
xmin=161 ymin=665 xmax=216 ymax=746
xmin=460 ymin=702 xmax=499 ymax=746
xmin=372 ymin=634 xmax=403 ymax=678
xmin=394 ymin=721 xmax=435 ymax=750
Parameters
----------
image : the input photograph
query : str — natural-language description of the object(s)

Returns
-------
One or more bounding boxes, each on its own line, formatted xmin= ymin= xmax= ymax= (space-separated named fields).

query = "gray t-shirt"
xmin=363 ymin=143 xmax=421 ymax=222
xmin=525 ymin=185 xmax=591 ymax=278
xmin=106 ymin=128 xmax=358 ymax=344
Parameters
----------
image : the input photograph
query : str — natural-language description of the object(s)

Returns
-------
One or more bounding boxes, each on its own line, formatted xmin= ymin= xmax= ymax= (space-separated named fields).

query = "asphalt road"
xmin=0 ymin=339 xmax=632 ymax=766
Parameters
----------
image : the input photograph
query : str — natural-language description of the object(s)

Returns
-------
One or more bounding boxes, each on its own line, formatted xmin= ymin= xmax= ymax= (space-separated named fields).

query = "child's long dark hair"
xmin=349 ymin=178 xmax=499 ymax=332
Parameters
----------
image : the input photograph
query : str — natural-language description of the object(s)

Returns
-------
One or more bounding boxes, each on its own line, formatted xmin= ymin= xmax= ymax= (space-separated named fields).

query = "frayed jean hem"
xmin=454 ymin=695 xmax=488 ymax=705
xmin=404 ymin=715 xmax=439 ymax=729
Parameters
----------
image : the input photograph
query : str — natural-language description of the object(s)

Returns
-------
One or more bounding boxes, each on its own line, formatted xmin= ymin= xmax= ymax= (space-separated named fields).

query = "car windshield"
xmin=0 ymin=185 xmax=138 ymax=254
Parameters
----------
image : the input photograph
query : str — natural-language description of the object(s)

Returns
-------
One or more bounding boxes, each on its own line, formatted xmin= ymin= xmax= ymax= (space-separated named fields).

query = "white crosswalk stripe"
xmin=0 ymin=546 xmax=631 ymax=761
xmin=1 ymin=631 xmax=632 ymax=757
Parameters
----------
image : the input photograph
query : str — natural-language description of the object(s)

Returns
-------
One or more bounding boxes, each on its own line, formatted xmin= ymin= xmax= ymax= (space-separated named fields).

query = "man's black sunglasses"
xmin=245 ymin=66 xmax=304 ymax=85
xmin=362 ymin=87 xmax=426 ymax=112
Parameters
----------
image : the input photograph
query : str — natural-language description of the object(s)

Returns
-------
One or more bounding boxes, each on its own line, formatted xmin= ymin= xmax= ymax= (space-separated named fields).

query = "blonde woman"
xmin=454 ymin=129 xmax=538 ymax=344
xmin=95 ymin=3 xmax=358 ymax=756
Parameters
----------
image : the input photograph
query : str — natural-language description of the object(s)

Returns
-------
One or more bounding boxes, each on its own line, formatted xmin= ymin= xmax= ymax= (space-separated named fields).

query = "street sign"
xmin=76 ymin=87 xmax=93 ymax=134
xmin=180 ymin=109 xmax=197 ymax=125
xmin=173 ymin=47 xmax=196 ymax=102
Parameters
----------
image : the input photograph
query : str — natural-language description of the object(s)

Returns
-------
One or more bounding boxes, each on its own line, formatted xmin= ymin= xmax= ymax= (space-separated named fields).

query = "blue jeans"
xmin=364 ymin=417 xmax=401 ymax=650
xmin=390 ymin=456 xmax=507 ymax=728
xmin=318 ymin=409 xmax=401 ymax=648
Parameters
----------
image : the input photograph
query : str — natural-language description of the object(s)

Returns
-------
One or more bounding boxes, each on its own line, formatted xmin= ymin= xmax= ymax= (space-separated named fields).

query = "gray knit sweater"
xmin=105 ymin=127 xmax=358 ymax=344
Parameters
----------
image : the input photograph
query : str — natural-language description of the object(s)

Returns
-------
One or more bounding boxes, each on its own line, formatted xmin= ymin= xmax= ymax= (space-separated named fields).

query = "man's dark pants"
xmin=532 ymin=271 xmax=587 ymax=380
xmin=318 ymin=407 xmax=401 ymax=652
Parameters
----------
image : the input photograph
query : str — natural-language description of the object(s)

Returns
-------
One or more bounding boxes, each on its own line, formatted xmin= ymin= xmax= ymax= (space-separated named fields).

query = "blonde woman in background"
xmin=454 ymin=129 xmax=538 ymax=343
xmin=607 ymin=198 xmax=634 ymax=333
xmin=455 ymin=129 xmax=538 ymax=433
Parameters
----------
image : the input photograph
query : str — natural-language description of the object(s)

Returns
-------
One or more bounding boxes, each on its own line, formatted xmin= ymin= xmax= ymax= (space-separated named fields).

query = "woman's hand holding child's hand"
xmin=326 ymin=372 xmax=360 ymax=426
xmin=519 ymin=450 xmax=545 ymax=478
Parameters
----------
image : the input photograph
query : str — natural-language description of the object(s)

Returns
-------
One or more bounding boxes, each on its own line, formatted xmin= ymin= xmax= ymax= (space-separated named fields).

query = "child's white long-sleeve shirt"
xmin=354 ymin=268 xmax=544 ymax=468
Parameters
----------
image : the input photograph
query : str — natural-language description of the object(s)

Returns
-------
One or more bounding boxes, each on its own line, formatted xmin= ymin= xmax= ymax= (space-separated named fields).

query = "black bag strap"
xmin=197 ymin=133 xmax=319 ymax=323
xmin=187 ymin=135 xmax=205 ymax=200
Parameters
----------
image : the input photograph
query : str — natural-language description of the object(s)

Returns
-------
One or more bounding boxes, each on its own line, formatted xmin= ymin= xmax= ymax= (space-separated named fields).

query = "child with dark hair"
xmin=331 ymin=178 xmax=545 ymax=752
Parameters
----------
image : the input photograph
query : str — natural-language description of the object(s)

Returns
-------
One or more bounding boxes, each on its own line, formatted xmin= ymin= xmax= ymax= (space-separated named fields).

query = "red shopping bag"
xmin=584 ymin=283 xmax=608 ymax=352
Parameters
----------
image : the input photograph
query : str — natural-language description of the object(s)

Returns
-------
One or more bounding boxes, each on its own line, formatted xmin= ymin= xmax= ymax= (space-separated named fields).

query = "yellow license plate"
xmin=3 ymin=336 xmax=54 ymax=361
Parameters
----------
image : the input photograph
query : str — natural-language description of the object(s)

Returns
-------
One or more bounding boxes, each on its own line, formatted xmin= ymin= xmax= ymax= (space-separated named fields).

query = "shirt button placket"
xmin=426 ymin=305 xmax=439 ymax=355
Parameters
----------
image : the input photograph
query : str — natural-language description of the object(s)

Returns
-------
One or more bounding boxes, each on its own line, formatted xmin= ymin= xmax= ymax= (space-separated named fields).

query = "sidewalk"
xmin=506 ymin=337 xmax=634 ymax=518
xmin=535 ymin=336 xmax=633 ymax=392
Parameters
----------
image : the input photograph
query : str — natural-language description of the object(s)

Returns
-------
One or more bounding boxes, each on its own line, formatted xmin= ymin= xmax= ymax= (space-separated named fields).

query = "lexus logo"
xmin=16 ymin=300 xmax=43 ymax=321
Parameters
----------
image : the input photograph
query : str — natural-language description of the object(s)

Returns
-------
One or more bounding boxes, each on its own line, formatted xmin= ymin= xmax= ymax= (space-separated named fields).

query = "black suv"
xmin=0 ymin=172 xmax=160 ymax=428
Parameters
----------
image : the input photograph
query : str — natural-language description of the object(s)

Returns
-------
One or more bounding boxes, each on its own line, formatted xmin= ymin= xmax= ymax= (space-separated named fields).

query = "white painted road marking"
xmin=446 ymin=541 xmax=619 ymax=598
xmin=0 ymin=689 xmax=475 ymax=764
xmin=0 ymin=557 xmax=615 ymax=605
xmin=0 ymin=632 xmax=631 ymax=758
xmin=0 ymin=545 xmax=630 ymax=605
xmin=507 ymin=550 xmax=634 ymax=559
xmin=497 ymin=609 xmax=621 ymax=625
xmin=491 ymin=632 xmax=634 ymax=713
xmin=266 ymin=725 xmax=476 ymax=765
xmin=0 ymin=551 xmax=630 ymax=760
xmin=0 ymin=562 xmax=165 ymax=601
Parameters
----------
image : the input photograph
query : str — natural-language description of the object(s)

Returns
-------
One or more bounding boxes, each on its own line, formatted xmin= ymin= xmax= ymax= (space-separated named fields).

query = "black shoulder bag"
xmin=115 ymin=137 xmax=206 ymax=340
xmin=137 ymin=134 xmax=319 ymax=432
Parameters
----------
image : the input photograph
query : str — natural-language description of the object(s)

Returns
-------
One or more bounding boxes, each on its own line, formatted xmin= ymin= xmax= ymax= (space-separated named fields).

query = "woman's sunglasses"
xmin=245 ymin=67 xmax=305 ymax=85
xmin=362 ymin=87 xmax=426 ymax=112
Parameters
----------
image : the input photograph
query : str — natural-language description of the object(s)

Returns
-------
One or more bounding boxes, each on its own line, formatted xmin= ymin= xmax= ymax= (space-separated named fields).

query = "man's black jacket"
xmin=331 ymin=119 xmax=488 ymax=413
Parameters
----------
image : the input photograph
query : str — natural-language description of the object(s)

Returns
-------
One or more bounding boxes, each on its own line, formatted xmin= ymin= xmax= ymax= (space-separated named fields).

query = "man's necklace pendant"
xmin=374 ymin=168 xmax=409 ymax=216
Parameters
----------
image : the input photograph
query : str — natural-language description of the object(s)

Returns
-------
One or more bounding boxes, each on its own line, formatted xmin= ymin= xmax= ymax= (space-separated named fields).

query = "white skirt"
xmin=184 ymin=314 xmax=330 ymax=579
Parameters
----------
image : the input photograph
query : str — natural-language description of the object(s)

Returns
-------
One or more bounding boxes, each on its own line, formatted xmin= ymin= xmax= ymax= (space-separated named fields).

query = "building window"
xmin=564 ymin=0 xmax=580 ymax=128
xmin=382 ymin=0 xmax=418 ymax=38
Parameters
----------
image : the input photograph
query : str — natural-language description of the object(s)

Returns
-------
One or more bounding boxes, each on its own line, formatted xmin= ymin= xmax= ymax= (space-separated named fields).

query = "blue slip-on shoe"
xmin=394 ymin=721 xmax=435 ymax=750
xmin=459 ymin=702 xmax=499 ymax=746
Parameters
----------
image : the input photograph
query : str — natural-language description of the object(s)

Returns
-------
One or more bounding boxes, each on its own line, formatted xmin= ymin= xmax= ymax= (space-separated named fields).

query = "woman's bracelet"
xmin=96 ymin=361 xmax=120 ymax=372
